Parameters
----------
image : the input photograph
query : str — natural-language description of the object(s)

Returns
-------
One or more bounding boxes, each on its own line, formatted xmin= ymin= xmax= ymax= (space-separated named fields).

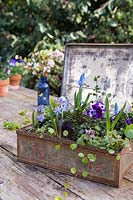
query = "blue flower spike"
xmin=78 ymin=73 xmax=86 ymax=87
xmin=114 ymin=103 xmax=119 ymax=115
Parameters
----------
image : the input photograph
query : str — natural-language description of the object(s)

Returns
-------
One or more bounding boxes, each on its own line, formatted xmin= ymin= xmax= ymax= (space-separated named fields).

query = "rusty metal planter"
xmin=17 ymin=126 xmax=133 ymax=187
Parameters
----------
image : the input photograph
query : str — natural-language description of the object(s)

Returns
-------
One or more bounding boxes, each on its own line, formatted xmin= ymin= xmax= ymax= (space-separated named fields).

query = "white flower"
xmin=32 ymin=71 xmax=37 ymax=75
xmin=53 ymin=50 xmax=64 ymax=61
xmin=15 ymin=55 xmax=19 ymax=59
xmin=47 ymin=59 xmax=55 ymax=67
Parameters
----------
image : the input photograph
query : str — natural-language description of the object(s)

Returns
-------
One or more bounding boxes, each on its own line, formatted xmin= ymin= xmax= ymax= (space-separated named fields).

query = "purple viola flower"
xmin=87 ymin=108 xmax=96 ymax=117
xmin=5 ymin=67 xmax=10 ymax=75
xmin=9 ymin=58 xmax=17 ymax=66
xmin=87 ymin=101 xmax=105 ymax=119
xmin=36 ymin=114 xmax=44 ymax=122
xmin=9 ymin=57 xmax=24 ymax=66
xmin=92 ymin=102 xmax=106 ymax=113
xmin=126 ymin=118 xmax=132 ymax=125
xmin=37 ymin=105 xmax=44 ymax=112
xmin=93 ymin=109 xmax=103 ymax=119
xmin=78 ymin=73 xmax=86 ymax=87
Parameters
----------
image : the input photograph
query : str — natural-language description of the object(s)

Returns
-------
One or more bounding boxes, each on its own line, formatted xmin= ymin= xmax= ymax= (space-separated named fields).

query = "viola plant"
xmin=31 ymin=74 xmax=133 ymax=154
xmin=0 ymin=67 xmax=10 ymax=80
xmin=9 ymin=55 xmax=25 ymax=75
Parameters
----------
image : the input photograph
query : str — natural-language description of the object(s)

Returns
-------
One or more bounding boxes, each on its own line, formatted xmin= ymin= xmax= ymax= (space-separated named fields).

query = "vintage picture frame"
xmin=62 ymin=43 xmax=133 ymax=109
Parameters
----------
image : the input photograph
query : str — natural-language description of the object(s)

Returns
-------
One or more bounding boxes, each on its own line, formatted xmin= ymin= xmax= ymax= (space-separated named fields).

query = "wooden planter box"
xmin=17 ymin=126 xmax=133 ymax=187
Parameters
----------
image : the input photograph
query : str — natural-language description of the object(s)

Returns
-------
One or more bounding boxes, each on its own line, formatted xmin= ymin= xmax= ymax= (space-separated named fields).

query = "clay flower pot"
xmin=9 ymin=74 xmax=22 ymax=90
xmin=0 ymin=78 xmax=9 ymax=97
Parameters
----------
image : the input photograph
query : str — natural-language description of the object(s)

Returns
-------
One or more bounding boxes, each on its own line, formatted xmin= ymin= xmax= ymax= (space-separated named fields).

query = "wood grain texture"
xmin=0 ymin=87 xmax=132 ymax=200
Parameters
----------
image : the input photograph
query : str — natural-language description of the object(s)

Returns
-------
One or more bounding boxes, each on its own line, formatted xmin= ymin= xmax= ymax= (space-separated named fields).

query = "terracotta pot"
xmin=9 ymin=74 xmax=22 ymax=90
xmin=0 ymin=78 xmax=9 ymax=97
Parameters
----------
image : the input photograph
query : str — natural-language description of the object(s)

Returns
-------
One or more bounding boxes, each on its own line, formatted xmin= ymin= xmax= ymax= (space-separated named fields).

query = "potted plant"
xmin=9 ymin=55 xmax=25 ymax=90
xmin=23 ymin=49 xmax=64 ymax=96
xmin=17 ymin=74 xmax=133 ymax=187
xmin=0 ymin=66 xmax=10 ymax=96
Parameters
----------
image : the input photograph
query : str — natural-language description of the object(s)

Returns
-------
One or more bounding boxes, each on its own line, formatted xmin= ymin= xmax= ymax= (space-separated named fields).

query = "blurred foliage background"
xmin=0 ymin=0 xmax=133 ymax=95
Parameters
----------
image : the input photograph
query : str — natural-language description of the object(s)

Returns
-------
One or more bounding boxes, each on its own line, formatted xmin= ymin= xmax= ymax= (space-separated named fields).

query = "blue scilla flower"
xmin=114 ymin=103 xmax=119 ymax=115
xmin=78 ymin=73 xmax=86 ymax=87
xmin=37 ymin=105 xmax=44 ymax=112
xmin=36 ymin=114 xmax=44 ymax=122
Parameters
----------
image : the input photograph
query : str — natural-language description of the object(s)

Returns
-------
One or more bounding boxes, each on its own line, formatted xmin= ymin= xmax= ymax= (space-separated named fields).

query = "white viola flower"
xmin=15 ymin=55 xmax=19 ymax=59
xmin=47 ymin=59 xmax=55 ymax=68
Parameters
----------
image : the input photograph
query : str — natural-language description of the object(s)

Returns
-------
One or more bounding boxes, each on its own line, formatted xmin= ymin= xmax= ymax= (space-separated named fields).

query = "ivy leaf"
xmin=64 ymin=183 xmax=69 ymax=190
xmin=54 ymin=196 xmax=62 ymax=200
xmin=63 ymin=130 xmax=69 ymax=137
xmin=77 ymin=138 xmax=85 ymax=146
xmin=82 ymin=157 xmax=88 ymax=165
xmin=55 ymin=144 xmax=61 ymax=151
xmin=87 ymin=153 xmax=96 ymax=162
xmin=70 ymin=143 xmax=77 ymax=150
xmin=108 ymin=149 xmax=115 ymax=154
xmin=48 ymin=127 xmax=55 ymax=134
xmin=116 ymin=154 xmax=121 ymax=160
xmin=82 ymin=170 xmax=89 ymax=177
xmin=78 ymin=152 xmax=84 ymax=158
xmin=70 ymin=167 xmax=77 ymax=174
xmin=63 ymin=191 xmax=69 ymax=197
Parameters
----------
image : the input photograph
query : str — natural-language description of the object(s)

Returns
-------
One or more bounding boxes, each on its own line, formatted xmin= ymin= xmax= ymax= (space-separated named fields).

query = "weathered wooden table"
xmin=0 ymin=87 xmax=132 ymax=200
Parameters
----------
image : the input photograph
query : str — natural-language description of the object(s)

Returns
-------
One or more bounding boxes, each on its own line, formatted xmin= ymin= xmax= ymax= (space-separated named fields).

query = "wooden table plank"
xmin=0 ymin=87 xmax=132 ymax=200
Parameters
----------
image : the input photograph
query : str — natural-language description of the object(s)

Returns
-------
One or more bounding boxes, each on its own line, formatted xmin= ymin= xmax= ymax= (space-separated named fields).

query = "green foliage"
xmin=1 ymin=0 xmax=133 ymax=69
xmin=3 ymin=121 xmax=22 ymax=131
xmin=70 ymin=167 xmax=77 ymax=174
xmin=124 ymin=124 xmax=133 ymax=139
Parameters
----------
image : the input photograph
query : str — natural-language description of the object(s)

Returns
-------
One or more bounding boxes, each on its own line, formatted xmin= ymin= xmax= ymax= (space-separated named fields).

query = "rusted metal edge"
xmin=16 ymin=126 xmax=132 ymax=157
xmin=65 ymin=43 xmax=133 ymax=47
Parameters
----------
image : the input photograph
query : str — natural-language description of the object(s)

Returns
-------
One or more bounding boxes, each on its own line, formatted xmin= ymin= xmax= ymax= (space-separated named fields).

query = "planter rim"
xmin=16 ymin=125 xmax=132 ymax=156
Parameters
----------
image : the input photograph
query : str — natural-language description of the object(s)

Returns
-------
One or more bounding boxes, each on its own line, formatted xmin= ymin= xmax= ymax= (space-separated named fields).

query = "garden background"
xmin=0 ymin=0 xmax=133 ymax=96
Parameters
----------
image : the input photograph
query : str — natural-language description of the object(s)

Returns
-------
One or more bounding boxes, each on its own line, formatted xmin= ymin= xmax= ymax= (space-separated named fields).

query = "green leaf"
xmin=63 ymin=191 xmax=68 ymax=197
xmin=124 ymin=124 xmax=133 ymax=139
xmin=3 ymin=121 xmax=22 ymax=131
xmin=63 ymin=130 xmax=69 ymax=137
xmin=78 ymin=152 xmax=85 ymax=158
xmin=82 ymin=170 xmax=89 ymax=177
xmin=48 ymin=127 xmax=55 ymax=134
xmin=55 ymin=144 xmax=61 ymax=151
xmin=116 ymin=154 xmax=121 ymax=160
xmin=54 ymin=196 xmax=62 ymax=200
xmin=111 ymin=102 xmax=126 ymax=131
xmin=82 ymin=157 xmax=88 ymax=165
xmin=64 ymin=183 xmax=69 ymax=190
xmin=77 ymin=138 xmax=85 ymax=146
xmin=108 ymin=149 xmax=115 ymax=154
xmin=105 ymin=96 xmax=110 ymax=136
xmin=19 ymin=109 xmax=27 ymax=116
xmin=70 ymin=143 xmax=77 ymax=150
xmin=70 ymin=167 xmax=77 ymax=174
xmin=87 ymin=153 xmax=96 ymax=162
